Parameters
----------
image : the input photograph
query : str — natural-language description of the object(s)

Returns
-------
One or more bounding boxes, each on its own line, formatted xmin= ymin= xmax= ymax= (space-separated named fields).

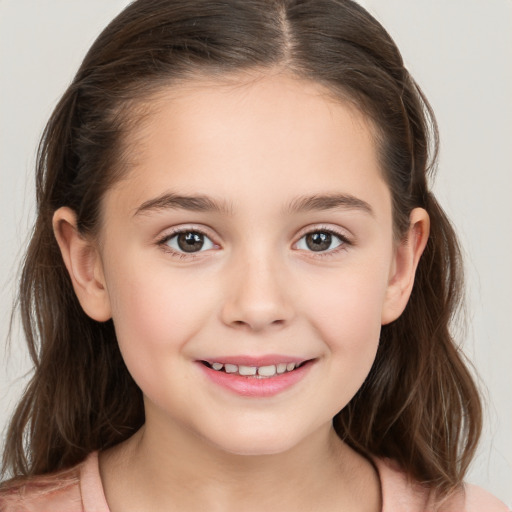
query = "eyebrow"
xmin=133 ymin=192 xmax=373 ymax=217
xmin=285 ymin=193 xmax=374 ymax=216
xmin=134 ymin=193 xmax=233 ymax=216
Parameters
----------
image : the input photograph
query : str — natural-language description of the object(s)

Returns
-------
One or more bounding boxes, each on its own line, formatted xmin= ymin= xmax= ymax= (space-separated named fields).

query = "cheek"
xmin=299 ymin=259 xmax=390 ymax=373
xmin=305 ymin=276 xmax=386 ymax=410
xmin=108 ymin=255 xmax=207 ymax=330
xmin=104 ymin=262 xmax=211 ymax=381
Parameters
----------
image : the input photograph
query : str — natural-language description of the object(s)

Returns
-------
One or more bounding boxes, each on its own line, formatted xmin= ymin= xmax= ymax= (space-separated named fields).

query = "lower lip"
xmin=197 ymin=361 xmax=313 ymax=398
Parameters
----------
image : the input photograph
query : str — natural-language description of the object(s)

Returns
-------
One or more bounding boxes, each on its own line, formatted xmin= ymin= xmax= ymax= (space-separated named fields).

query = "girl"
xmin=0 ymin=0 xmax=509 ymax=510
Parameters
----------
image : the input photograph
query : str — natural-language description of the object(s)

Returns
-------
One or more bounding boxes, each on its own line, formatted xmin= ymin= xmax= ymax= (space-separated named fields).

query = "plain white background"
xmin=1 ymin=0 xmax=511 ymax=505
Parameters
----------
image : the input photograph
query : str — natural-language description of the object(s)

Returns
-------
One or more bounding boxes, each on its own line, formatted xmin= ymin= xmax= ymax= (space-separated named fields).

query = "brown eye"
xmin=165 ymin=231 xmax=215 ymax=253
xmin=296 ymin=231 xmax=345 ymax=253
xmin=177 ymin=232 xmax=204 ymax=252
xmin=305 ymin=232 xmax=332 ymax=251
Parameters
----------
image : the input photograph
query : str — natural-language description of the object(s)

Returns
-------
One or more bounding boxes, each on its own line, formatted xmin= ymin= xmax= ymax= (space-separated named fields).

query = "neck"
xmin=100 ymin=420 xmax=381 ymax=512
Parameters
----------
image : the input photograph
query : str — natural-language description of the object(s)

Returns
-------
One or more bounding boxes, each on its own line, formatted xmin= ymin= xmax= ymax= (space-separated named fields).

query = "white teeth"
xmin=258 ymin=365 xmax=277 ymax=377
xmin=207 ymin=361 xmax=304 ymax=376
xmin=276 ymin=363 xmax=287 ymax=374
xmin=238 ymin=365 xmax=257 ymax=376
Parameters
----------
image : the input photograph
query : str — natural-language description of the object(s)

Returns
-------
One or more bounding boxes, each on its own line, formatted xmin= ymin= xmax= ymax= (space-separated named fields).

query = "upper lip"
xmin=199 ymin=355 xmax=311 ymax=367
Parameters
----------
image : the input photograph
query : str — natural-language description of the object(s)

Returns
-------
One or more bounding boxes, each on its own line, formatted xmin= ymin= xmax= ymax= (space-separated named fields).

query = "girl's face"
xmin=85 ymin=74 xmax=419 ymax=455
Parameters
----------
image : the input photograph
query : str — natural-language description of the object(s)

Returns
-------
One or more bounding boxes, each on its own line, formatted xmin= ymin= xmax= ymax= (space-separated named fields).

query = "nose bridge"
xmin=220 ymin=241 xmax=293 ymax=331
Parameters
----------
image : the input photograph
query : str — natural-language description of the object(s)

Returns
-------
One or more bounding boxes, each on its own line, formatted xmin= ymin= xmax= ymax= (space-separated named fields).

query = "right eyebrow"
xmin=133 ymin=193 xmax=233 ymax=217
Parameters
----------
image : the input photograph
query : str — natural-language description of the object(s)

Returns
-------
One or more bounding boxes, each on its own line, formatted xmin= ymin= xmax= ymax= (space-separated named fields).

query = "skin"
xmin=54 ymin=72 xmax=429 ymax=512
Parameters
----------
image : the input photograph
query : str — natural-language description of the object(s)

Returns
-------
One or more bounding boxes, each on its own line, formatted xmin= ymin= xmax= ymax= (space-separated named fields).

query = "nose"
xmin=220 ymin=251 xmax=295 ymax=332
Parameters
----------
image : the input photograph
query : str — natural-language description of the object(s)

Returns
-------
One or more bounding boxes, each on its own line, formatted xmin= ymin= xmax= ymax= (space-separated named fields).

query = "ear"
xmin=381 ymin=208 xmax=430 ymax=325
xmin=53 ymin=207 xmax=112 ymax=322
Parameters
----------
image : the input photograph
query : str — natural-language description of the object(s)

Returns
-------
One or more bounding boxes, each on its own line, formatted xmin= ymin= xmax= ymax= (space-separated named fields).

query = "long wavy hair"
xmin=2 ymin=0 xmax=481 ymax=498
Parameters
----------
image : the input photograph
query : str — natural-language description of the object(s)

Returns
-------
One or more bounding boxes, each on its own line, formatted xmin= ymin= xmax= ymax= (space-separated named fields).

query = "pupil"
xmin=306 ymin=232 xmax=331 ymax=251
xmin=177 ymin=232 xmax=204 ymax=252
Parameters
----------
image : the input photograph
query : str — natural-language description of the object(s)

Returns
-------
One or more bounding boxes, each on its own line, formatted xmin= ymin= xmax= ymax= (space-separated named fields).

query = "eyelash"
xmin=156 ymin=227 xmax=214 ymax=260
xmin=156 ymin=226 xmax=352 ymax=260
xmin=296 ymin=226 xmax=352 ymax=259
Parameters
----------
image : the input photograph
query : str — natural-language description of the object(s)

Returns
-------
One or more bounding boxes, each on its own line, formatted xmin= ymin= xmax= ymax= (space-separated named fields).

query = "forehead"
xmin=107 ymin=72 xmax=390 ymax=219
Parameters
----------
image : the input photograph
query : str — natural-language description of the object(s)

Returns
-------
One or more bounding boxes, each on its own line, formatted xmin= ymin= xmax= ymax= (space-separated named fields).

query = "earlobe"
xmin=52 ymin=207 xmax=112 ymax=322
xmin=381 ymin=208 xmax=430 ymax=325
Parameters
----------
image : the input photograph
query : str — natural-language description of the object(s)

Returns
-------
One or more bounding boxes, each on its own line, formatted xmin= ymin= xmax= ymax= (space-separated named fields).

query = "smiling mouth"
xmin=201 ymin=360 xmax=309 ymax=378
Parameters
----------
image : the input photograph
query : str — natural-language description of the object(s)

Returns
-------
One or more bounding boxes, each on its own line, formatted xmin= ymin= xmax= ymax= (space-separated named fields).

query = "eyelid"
xmin=154 ymin=223 xmax=353 ymax=260
xmin=293 ymin=225 xmax=353 ymax=255
xmin=156 ymin=225 xmax=220 ymax=258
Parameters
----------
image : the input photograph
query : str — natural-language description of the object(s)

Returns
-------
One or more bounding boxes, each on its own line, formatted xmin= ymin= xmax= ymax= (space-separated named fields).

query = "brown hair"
xmin=2 ymin=0 xmax=481 ymax=498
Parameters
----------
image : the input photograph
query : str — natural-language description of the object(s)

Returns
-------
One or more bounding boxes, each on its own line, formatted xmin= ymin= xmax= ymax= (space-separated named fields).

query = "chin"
xmin=202 ymin=425 xmax=314 ymax=458
xmin=216 ymin=441 xmax=297 ymax=457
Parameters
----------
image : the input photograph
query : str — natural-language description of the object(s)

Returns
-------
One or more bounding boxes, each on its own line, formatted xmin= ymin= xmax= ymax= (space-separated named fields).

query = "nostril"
xmin=230 ymin=318 xmax=286 ymax=330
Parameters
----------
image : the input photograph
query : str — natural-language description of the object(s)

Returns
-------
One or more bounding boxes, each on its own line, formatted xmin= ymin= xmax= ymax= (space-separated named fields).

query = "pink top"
xmin=0 ymin=452 xmax=509 ymax=511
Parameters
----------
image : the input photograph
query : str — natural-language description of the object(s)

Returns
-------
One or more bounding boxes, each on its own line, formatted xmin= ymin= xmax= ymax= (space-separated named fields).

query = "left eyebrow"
xmin=133 ymin=193 xmax=233 ymax=216
xmin=285 ymin=193 xmax=374 ymax=216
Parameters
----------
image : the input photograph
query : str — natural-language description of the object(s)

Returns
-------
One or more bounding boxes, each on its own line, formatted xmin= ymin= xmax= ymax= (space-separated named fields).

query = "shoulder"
xmin=374 ymin=457 xmax=510 ymax=512
xmin=0 ymin=463 xmax=82 ymax=512
xmin=462 ymin=484 xmax=511 ymax=512
xmin=0 ymin=452 xmax=108 ymax=512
